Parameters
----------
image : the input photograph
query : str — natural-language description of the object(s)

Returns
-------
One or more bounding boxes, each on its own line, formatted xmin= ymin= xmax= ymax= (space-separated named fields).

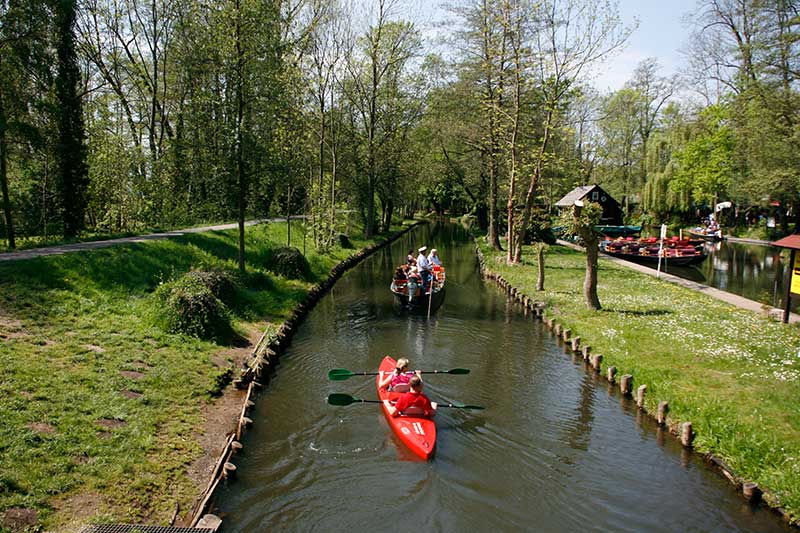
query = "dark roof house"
xmin=555 ymin=185 xmax=623 ymax=226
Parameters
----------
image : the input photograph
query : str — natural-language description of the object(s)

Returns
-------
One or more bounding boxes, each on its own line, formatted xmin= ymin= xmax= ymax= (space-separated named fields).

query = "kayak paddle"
xmin=328 ymin=367 xmax=470 ymax=381
xmin=326 ymin=393 xmax=485 ymax=410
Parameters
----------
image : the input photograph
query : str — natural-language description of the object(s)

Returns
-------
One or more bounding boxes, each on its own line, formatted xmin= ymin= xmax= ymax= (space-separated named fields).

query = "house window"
xmin=591 ymin=191 xmax=599 ymax=201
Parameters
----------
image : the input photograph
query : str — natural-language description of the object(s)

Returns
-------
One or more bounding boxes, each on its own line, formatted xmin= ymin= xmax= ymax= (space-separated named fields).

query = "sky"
xmin=592 ymin=0 xmax=699 ymax=91
xmin=412 ymin=0 xmax=700 ymax=93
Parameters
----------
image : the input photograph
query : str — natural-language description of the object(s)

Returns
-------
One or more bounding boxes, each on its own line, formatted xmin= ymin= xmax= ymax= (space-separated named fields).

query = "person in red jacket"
xmin=383 ymin=376 xmax=437 ymax=418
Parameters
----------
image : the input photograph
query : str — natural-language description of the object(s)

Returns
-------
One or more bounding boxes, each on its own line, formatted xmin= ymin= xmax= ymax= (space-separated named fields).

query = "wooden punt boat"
xmin=600 ymin=241 xmax=707 ymax=266
xmin=377 ymin=356 xmax=436 ymax=460
xmin=595 ymin=225 xmax=642 ymax=237
xmin=390 ymin=266 xmax=446 ymax=311
xmin=688 ymin=228 xmax=724 ymax=242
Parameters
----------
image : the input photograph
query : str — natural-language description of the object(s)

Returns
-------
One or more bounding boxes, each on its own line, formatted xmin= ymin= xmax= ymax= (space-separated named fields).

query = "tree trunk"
xmin=583 ymin=234 xmax=601 ymax=310
xmin=0 ymin=95 xmax=15 ymax=249
xmin=235 ymin=0 xmax=246 ymax=274
xmin=536 ymin=246 xmax=545 ymax=291
xmin=54 ymin=0 xmax=89 ymax=238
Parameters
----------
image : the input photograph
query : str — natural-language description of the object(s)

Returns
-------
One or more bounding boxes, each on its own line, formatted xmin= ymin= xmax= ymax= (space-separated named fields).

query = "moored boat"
xmin=377 ymin=356 xmax=436 ymax=460
xmin=600 ymin=240 xmax=707 ymax=266
xmin=688 ymin=228 xmax=724 ymax=242
xmin=595 ymin=225 xmax=642 ymax=237
xmin=390 ymin=265 xmax=446 ymax=310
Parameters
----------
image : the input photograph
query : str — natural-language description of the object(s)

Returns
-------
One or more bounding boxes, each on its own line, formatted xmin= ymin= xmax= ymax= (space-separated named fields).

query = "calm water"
xmin=658 ymin=240 xmax=792 ymax=309
xmin=215 ymin=223 xmax=789 ymax=532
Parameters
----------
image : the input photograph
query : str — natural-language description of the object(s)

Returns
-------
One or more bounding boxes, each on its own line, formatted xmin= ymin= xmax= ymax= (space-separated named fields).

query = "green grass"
xmin=0 ymin=219 xmax=410 ymax=531
xmin=477 ymin=236 xmax=800 ymax=520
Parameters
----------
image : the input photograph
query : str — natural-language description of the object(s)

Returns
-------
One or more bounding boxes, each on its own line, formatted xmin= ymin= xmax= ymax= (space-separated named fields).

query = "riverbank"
xmin=0 ymin=219 xmax=414 ymax=532
xmin=475 ymin=235 xmax=800 ymax=524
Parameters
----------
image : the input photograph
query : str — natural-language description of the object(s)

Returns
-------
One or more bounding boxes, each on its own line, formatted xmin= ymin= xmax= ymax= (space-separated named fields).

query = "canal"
xmin=215 ymin=223 xmax=789 ymax=532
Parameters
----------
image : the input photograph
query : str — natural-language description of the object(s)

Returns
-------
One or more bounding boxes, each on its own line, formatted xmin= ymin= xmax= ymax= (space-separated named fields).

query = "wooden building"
xmin=555 ymin=185 xmax=624 ymax=226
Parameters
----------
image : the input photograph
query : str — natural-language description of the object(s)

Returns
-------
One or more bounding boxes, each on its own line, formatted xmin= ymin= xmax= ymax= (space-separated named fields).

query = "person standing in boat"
xmin=406 ymin=249 xmax=416 ymax=265
xmin=378 ymin=357 xmax=421 ymax=392
xmin=383 ymin=376 xmax=437 ymax=418
xmin=416 ymin=246 xmax=432 ymax=291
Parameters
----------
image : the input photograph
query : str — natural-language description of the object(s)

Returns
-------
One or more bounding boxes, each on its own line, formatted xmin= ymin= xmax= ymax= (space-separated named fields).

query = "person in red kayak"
xmin=384 ymin=376 xmax=437 ymax=418
xmin=378 ymin=357 xmax=420 ymax=392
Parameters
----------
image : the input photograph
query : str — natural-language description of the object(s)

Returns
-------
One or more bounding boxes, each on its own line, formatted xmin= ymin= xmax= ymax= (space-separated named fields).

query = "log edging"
xmin=470 ymin=233 xmax=794 ymax=525
xmin=188 ymin=221 xmax=426 ymax=528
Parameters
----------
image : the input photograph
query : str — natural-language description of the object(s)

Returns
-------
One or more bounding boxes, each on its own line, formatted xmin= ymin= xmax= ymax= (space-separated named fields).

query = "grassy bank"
xmin=477 ymin=236 xmax=800 ymax=520
xmin=0 ymin=220 xmax=409 ymax=531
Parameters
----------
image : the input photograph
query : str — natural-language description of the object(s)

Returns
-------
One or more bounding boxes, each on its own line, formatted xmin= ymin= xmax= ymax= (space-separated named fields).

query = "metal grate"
xmin=82 ymin=526 xmax=214 ymax=533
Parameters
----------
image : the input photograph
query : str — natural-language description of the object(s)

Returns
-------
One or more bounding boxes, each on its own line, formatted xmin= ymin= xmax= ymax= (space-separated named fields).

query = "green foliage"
xmin=270 ymin=246 xmax=311 ymax=280
xmin=154 ymin=271 xmax=234 ymax=341
xmin=672 ymin=105 xmax=736 ymax=205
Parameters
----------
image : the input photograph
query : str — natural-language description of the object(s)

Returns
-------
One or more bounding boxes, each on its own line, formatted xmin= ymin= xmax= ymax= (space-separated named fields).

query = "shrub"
xmin=184 ymin=269 xmax=238 ymax=306
xmin=270 ymin=247 xmax=311 ymax=280
xmin=155 ymin=272 xmax=233 ymax=341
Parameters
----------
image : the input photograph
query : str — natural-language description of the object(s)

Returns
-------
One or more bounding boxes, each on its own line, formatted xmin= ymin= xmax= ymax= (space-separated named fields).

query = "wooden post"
xmin=562 ymin=329 xmax=571 ymax=342
xmin=581 ymin=345 xmax=591 ymax=361
xmin=742 ymin=482 xmax=762 ymax=503
xmin=230 ymin=441 xmax=243 ymax=455
xmin=607 ymin=366 xmax=617 ymax=382
xmin=783 ymin=249 xmax=796 ymax=323
xmin=223 ymin=462 xmax=237 ymax=479
xmin=590 ymin=354 xmax=602 ymax=371
xmin=657 ymin=401 xmax=669 ymax=425
xmin=554 ymin=323 xmax=562 ymax=336
xmin=620 ymin=374 xmax=633 ymax=395
xmin=636 ymin=384 xmax=647 ymax=408
xmin=196 ymin=515 xmax=223 ymax=531
xmin=571 ymin=336 xmax=580 ymax=352
xmin=680 ymin=422 xmax=693 ymax=447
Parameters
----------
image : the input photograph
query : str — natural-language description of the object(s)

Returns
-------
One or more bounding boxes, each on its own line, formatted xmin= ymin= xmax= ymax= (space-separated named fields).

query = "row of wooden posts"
xmin=472 ymin=240 xmax=768 ymax=510
xmin=190 ymin=222 xmax=425 ymax=530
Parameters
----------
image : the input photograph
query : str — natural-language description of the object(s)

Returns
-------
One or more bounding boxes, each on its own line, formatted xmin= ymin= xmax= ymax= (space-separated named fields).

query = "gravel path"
xmin=0 ymin=219 xmax=290 ymax=262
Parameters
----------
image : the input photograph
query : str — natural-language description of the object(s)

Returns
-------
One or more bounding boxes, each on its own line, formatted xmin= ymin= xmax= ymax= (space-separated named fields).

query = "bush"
xmin=270 ymin=246 xmax=311 ymax=280
xmin=155 ymin=272 xmax=233 ymax=341
xmin=184 ymin=269 xmax=239 ymax=306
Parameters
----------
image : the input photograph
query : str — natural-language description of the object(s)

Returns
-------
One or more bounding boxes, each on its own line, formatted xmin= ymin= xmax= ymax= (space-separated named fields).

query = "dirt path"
xmin=0 ymin=218 xmax=306 ymax=263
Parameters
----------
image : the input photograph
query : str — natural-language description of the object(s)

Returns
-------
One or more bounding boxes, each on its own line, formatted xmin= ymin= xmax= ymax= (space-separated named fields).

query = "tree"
xmin=52 ymin=0 xmax=89 ymax=238
xmin=565 ymin=200 xmax=602 ymax=310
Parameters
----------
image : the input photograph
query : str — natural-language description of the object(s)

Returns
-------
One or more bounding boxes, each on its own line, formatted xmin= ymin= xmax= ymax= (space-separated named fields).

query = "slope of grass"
xmin=0 ymin=219 xmax=409 ymax=531
xmin=477 ymin=237 xmax=800 ymax=519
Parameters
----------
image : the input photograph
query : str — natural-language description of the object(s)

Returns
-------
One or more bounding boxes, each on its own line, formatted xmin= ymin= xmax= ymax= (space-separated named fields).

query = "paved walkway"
xmin=0 ymin=219 xmax=292 ymax=262
xmin=557 ymin=239 xmax=800 ymax=324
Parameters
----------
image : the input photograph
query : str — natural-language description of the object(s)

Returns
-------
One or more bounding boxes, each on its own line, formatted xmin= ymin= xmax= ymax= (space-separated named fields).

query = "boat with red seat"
xmin=376 ymin=356 xmax=436 ymax=460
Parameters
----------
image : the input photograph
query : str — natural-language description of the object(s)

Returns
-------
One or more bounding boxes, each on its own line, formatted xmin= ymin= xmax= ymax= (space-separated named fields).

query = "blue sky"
xmin=593 ymin=0 xmax=699 ymax=90
xmin=412 ymin=0 xmax=699 ymax=92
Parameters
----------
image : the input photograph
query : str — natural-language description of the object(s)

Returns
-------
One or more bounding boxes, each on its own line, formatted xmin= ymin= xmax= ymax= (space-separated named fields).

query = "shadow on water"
xmin=214 ymin=221 xmax=792 ymax=533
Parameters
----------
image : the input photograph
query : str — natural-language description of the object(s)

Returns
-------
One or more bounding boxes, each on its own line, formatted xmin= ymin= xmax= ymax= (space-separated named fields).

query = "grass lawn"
xmin=0 ymin=219 xmax=409 ymax=531
xmin=477 ymin=237 xmax=800 ymax=521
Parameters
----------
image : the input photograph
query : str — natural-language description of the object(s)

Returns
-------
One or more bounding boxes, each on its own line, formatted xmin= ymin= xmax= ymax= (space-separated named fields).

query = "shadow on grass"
xmin=602 ymin=308 xmax=672 ymax=317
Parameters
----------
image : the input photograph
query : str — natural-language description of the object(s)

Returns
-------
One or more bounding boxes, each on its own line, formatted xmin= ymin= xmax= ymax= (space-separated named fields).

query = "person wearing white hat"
xmin=416 ymin=246 xmax=432 ymax=291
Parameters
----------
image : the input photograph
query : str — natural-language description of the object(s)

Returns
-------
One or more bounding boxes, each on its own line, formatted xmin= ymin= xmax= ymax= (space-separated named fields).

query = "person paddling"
xmin=383 ymin=376 xmax=437 ymax=418
xmin=378 ymin=357 xmax=420 ymax=392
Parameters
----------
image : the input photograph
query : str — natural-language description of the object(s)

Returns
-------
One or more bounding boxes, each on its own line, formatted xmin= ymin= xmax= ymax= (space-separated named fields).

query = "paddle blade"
xmin=446 ymin=368 xmax=470 ymax=375
xmin=327 ymin=369 xmax=354 ymax=381
xmin=327 ymin=393 xmax=359 ymax=406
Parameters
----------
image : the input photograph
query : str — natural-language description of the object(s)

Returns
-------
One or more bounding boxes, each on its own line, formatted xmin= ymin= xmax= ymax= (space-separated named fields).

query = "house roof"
xmin=771 ymin=234 xmax=800 ymax=250
xmin=555 ymin=185 xmax=599 ymax=207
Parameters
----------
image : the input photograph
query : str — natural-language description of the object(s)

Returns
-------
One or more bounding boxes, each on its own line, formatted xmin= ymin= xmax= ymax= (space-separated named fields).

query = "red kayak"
xmin=376 ymin=356 xmax=436 ymax=460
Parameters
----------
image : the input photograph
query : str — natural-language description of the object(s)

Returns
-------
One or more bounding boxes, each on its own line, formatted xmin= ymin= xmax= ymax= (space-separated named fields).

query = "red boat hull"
xmin=376 ymin=356 xmax=436 ymax=460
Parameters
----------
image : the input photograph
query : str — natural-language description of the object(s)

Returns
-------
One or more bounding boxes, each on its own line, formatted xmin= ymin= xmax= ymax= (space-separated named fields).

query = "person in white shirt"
xmin=416 ymin=246 xmax=432 ymax=291
xmin=427 ymin=248 xmax=442 ymax=267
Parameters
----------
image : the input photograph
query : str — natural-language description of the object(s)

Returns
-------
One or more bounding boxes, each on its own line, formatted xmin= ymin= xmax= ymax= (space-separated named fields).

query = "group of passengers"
xmin=393 ymin=246 xmax=443 ymax=298
xmin=379 ymin=357 xmax=437 ymax=418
